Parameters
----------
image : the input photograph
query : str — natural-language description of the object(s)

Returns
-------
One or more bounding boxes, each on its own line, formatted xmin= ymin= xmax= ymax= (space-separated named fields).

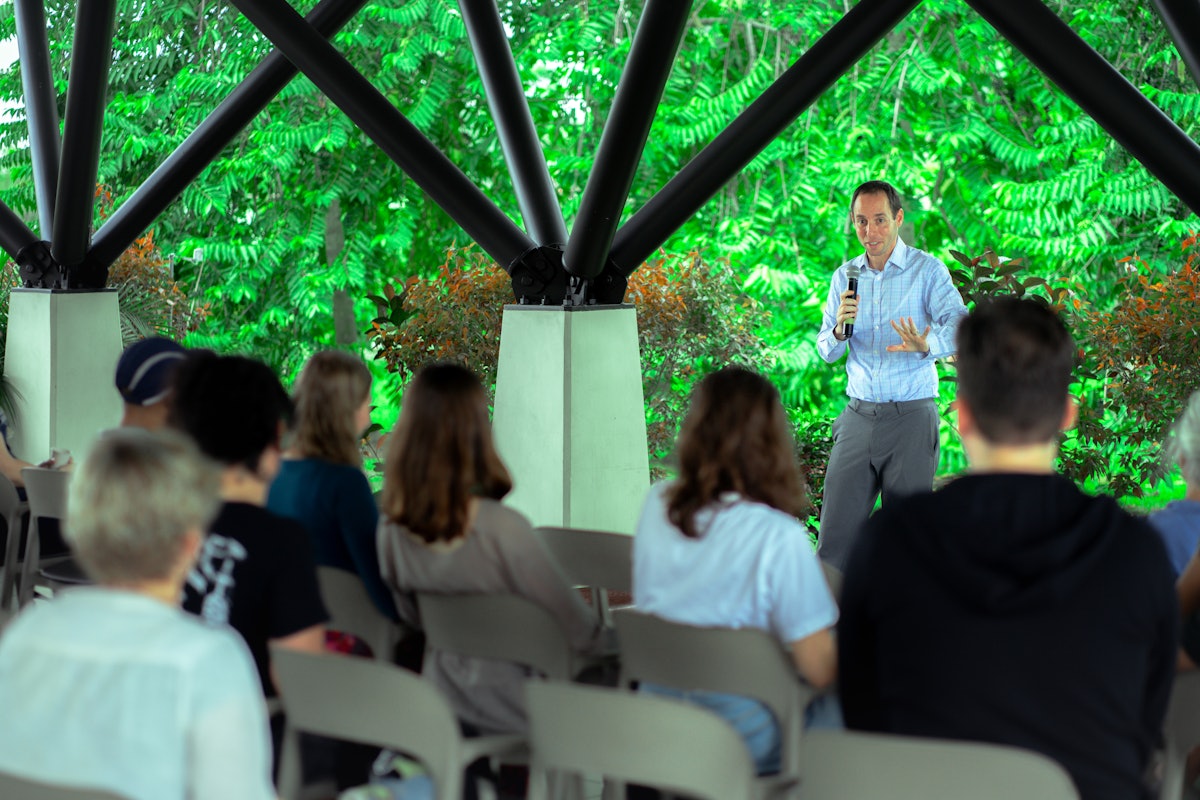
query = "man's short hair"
xmin=956 ymin=297 xmax=1075 ymax=445
xmin=850 ymin=180 xmax=904 ymax=219
xmin=168 ymin=351 xmax=292 ymax=471
xmin=66 ymin=429 xmax=220 ymax=584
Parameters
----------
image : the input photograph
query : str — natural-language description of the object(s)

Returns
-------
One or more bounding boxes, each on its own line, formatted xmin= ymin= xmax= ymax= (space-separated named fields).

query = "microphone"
xmin=844 ymin=264 xmax=861 ymax=338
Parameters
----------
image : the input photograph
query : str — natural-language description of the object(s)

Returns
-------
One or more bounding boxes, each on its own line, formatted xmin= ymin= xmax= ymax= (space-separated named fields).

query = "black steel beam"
xmin=967 ymin=0 xmax=1200 ymax=219
xmin=0 ymin=200 xmax=38 ymax=260
xmin=14 ymin=0 xmax=60 ymax=240
xmin=459 ymin=0 xmax=566 ymax=247
xmin=229 ymin=0 xmax=535 ymax=270
xmin=50 ymin=0 xmax=116 ymax=272
xmin=609 ymin=0 xmax=921 ymax=276
xmin=90 ymin=0 xmax=370 ymax=270
xmin=1151 ymin=0 xmax=1200 ymax=89
xmin=564 ymin=0 xmax=692 ymax=281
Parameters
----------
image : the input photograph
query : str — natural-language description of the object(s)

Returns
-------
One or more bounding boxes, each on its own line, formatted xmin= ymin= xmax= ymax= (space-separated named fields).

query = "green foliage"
xmin=0 ymin=0 xmax=1196 ymax=508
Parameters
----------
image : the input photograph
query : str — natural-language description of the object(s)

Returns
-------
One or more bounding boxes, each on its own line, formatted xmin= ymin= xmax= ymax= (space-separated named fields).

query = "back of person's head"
xmin=1167 ymin=389 xmax=1200 ymax=486
xmin=293 ymin=350 xmax=371 ymax=466
xmin=168 ymin=351 xmax=292 ymax=471
xmin=850 ymin=180 xmax=903 ymax=218
xmin=115 ymin=337 xmax=186 ymax=408
xmin=67 ymin=429 xmax=221 ymax=584
xmin=955 ymin=297 xmax=1075 ymax=446
xmin=667 ymin=366 xmax=806 ymax=538
xmin=382 ymin=362 xmax=511 ymax=543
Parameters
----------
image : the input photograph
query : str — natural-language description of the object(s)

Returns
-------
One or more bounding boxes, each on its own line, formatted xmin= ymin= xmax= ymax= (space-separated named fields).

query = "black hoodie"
xmin=838 ymin=473 xmax=1178 ymax=800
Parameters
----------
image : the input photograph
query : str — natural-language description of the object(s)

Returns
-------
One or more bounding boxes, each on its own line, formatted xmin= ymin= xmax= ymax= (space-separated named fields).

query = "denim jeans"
xmin=639 ymin=683 xmax=782 ymax=775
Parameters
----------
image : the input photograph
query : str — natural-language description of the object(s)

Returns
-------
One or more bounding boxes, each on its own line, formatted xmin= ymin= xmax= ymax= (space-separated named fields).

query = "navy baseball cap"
xmin=115 ymin=338 xmax=187 ymax=406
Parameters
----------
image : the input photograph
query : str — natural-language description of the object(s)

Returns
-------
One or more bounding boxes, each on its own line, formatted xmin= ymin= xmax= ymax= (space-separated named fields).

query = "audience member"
xmin=268 ymin=350 xmax=397 ymax=623
xmin=0 ymin=429 xmax=273 ymax=800
xmin=170 ymin=351 xmax=328 ymax=698
xmin=377 ymin=362 xmax=606 ymax=734
xmin=115 ymin=336 xmax=186 ymax=430
xmin=632 ymin=366 xmax=837 ymax=775
xmin=1150 ymin=389 xmax=1200 ymax=576
xmin=838 ymin=297 xmax=1177 ymax=800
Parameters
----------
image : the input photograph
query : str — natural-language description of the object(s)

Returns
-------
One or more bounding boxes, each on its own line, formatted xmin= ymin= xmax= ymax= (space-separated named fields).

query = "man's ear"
xmin=953 ymin=396 xmax=976 ymax=438
xmin=894 ymin=207 xmax=905 ymax=226
xmin=1060 ymin=395 xmax=1079 ymax=432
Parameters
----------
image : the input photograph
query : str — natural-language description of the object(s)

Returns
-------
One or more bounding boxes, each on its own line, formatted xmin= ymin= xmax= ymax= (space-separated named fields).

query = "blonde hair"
xmin=381 ymin=363 xmax=512 ymax=543
xmin=66 ymin=429 xmax=221 ymax=584
xmin=293 ymin=350 xmax=372 ymax=466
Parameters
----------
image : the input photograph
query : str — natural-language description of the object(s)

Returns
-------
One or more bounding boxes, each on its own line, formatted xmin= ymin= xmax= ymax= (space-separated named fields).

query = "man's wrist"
xmin=833 ymin=326 xmax=848 ymax=342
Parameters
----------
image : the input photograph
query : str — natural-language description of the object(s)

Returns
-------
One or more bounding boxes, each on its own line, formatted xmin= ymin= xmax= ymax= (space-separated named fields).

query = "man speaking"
xmin=815 ymin=181 xmax=967 ymax=569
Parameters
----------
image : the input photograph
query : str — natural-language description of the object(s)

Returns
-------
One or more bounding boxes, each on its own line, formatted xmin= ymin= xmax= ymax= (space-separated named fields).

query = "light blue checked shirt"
xmin=817 ymin=238 xmax=967 ymax=403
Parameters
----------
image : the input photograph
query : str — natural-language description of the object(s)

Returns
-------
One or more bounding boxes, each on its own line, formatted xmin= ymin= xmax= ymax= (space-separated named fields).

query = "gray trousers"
xmin=816 ymin=398 xmax=939 ymax=570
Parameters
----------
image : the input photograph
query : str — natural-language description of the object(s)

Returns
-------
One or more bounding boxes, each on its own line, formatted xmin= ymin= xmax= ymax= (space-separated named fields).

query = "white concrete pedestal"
xmin=493 ymin=304 xmax=650 ymax=535
xmin=4 ymin=288 xmax=123 ymax=462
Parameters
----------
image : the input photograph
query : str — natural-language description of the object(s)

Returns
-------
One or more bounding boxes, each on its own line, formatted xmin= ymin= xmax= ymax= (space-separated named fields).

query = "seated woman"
xmin=377 ymin=362 xmax=606 ymax=734
xmin=268 ymin=350 xmax=398 ymax=623
xmin=0 ymin=429 xmax=274 ymax=800
xmin=633 ymin=365 xmax=838 ymax=775
xmin=1151 ymin=389 xmax=1200 ymax=576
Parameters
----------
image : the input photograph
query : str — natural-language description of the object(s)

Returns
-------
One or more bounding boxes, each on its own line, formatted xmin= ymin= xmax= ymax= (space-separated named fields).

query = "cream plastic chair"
xmin=316 ymin=566 xmax=401 ymax=661
xmin=0 ymin=473 xmax=29 ymax=611
xmin=819 ymin=560 xmax=843 ymax=604
xmin=270 ymin=646 xmax=525 ymax=800
xmin=613 ymin=609 xmax=816 ymax=776
xmin=533 ymin=526 xmax=632 ymax=625
xmin=417 ymin=592 xmax=594 ymax=681
xmin=1162 ymin=670 xmax=1200 ymax=800
xmin=17 ymin=467 xmax=82 ymax=606
xmin=0 ymin=772 xmax=130 ymax=800
xmin=796 ymin=729 xmax=1079 ymax=799
xmin=525 ymin=682 xmax=796 ymax=800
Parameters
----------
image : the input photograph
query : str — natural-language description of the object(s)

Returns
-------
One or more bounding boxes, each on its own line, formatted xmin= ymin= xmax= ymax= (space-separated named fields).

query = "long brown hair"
xmin=292 ymin=350 xmax=372 ymax=466
xmin=667 ymin=366 xmax=807 ymax=537
xmin=381 ymin=363 xmax=512 ymax=542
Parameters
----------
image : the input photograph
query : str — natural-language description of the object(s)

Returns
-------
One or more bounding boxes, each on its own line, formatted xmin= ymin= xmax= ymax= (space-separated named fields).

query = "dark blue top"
xmin=267 ymin=458 xmax=398 ymax=621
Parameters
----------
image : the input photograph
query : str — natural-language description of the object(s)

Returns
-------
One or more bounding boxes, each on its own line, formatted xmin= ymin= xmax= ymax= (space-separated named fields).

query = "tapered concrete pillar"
xmin=494 ymin=304 xmax=650 ymax=535
xmin=4 ymin=288 xmax=123 ymax=462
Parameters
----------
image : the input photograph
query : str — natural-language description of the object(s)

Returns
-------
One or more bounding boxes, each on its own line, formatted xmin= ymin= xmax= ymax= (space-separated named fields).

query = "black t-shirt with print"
xmin=182 ymin=502 xmax=329 ymax=696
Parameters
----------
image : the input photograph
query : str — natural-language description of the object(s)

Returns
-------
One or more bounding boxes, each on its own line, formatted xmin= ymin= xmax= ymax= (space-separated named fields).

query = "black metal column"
xmin=50 ymin=0 xmax=117 ymax=278
xmin=229 ymin=0 xmax=535 ymax=270
xmin=90 ymin=0 xmax=370 ymax=270
xmin=0 ymin=201 xmax=38 ymax=259
xmin=14 ymin=0 xmax=61 ymax=240
xmin=563 ymin=0 xmax=692 ymax=282
xmin=459 ymin=0 xmax=566 ymax=246
xmin=967 ymin=0 xmax=1200 ymax=218
xmin=610 ymin=0 xmax=921 ymax=276
xmin=1151 ymin=0 xmax=1200 ymax=89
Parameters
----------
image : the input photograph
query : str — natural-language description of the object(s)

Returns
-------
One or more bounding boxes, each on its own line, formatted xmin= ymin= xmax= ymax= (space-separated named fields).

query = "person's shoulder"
xmin=475 ymin=498 xmax=534 ymax=535
xmin=215 ymin=501 xmax=310 ymax=541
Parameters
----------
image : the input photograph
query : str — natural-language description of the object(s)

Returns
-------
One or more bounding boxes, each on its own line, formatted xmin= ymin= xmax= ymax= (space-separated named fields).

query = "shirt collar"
xmin=856 ymin=237 xmax=911 ymax=274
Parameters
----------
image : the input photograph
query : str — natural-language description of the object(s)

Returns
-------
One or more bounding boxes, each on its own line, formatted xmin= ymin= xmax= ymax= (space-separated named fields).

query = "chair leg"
xmin=17 ymin=520 xmax=40 ymax=608
xmin=0 ymin=514 xmax=20 ymax=611
xmin=277 ymin=721 xmax=302 ymax=800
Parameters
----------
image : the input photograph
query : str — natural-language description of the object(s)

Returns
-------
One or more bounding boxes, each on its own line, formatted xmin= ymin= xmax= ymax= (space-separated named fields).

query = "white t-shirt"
xmin=633 ymin=482 xmax=837 ymax=643
xmin=0 ymin=587 xmax=274 ymax=800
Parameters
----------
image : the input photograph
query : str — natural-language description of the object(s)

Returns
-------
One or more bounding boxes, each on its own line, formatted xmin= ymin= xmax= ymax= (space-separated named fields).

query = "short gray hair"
xmin=1167 ymin=389 xmax=1200 ymax=487
xmin=66 ymin=429 xmax=221 ymax=584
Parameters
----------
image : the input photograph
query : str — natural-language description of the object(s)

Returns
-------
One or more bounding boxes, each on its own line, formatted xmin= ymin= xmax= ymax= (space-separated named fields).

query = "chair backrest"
xmin=417 ymin=593 xmax=575 ymax=680
xmin=316 ymin=566 xmax=399 ymax=661
xmin=614 ymin=609 xmax=813 ymax=773
xmin=0 ymin=772 xmax=129 ymax=800
xmin=270 ymin=647 xmax=466 ymax=800
xmin=796 ymin=730 xmax=1079 ymax=799
xmin=525 ymin=682 xmax=758 ymax=800
xmin=1162 ymin=670 xmax=1200 ymax=800
xmin=20 ymin=468 xmax=69 ymax=524
xmin=533 ymin=526 xmax=632 ymax=594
